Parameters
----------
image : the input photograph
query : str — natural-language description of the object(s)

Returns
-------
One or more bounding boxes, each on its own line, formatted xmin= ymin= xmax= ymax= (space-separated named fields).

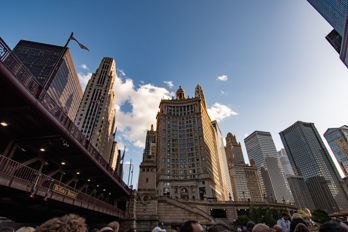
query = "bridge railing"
xmin=0 ymin=37 xmax=131 ymax=195
xmin=0 ymin=154 xmax=125 ymax=217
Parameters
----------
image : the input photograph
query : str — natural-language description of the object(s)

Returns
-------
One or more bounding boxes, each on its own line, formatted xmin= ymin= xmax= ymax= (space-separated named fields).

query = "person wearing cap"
xmin=244 ymin=221 xmax=255 ymax=232
xmin=277 ymin=213 xmax=290 ymax=232
xmin=152 ymin=227 xmax=166 ymax=232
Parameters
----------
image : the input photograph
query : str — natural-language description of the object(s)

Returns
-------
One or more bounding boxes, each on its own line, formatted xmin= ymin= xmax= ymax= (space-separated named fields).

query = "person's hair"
xmin=35 ymin=214 xmax=88 ymax=232
xmin=0 ymin=227 xmax=15 ymax=232
xmin=319 ymin=221 xmax=347 ymax=232
xmin=128 ymin=228 xmax=136 ymax=232
xmin=180 ymin=220 xmax=199 ymax=232
xmin=272 ymin=225 xmax=284 ymax=232
xmin=16 ymin=227 xmax=35 ymax=232
xmin=252 ymin=224 xmax=270 ymax=232
xmin=282 ymin=212 xmax=289 ymax=217
xmin=292 ymin=213 xmax=303 ymax=220
xmin=294 ymin=223 xmax=308 ymax=232
xmin=207 ymin=225 xmax=219 ymax=232
xmin=107 ymin=222 xmax=119 ymax=232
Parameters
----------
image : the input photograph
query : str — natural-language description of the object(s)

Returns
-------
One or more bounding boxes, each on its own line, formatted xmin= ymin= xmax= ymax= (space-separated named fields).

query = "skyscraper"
xmin=280 ymin=121 xmax=348 ymax=213
xmin=278 ymin=149 xmax=295 ymax=176
xmin=225 ymin=132 xmax=245 ymax=165
xmin=155 ymin=85 xmax=228 ymax=200
xmin=307 ymin=1 xmax=348 ymax=67
xmin=244 ymin=131 xmax=294 ymax=203
xmin=211 ymin=121 xmax=233 ymax=200
xmin=74 ymin=57 xmax=117 ymax=164
xmin=13 ymin=40 xmax=83 ymax=121
xmin=286 ymin=175 xmax=315 ymax=211
xmin=324 ymin=125 xmax=348 ymax=177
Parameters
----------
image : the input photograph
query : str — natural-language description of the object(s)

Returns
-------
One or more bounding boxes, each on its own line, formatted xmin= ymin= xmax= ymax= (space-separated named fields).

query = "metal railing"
xmin=0 ymin=154 xmax=125 ymax=217
xmin=0 ymin=37 xmax=130 ymax=195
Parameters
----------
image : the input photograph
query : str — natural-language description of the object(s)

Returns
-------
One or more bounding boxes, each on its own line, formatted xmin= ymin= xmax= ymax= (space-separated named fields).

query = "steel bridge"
xmin=0 ymin=37 xmax=131 ymax=224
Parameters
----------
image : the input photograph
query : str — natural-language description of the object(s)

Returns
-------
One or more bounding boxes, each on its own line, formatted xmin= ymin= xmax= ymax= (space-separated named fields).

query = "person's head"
xmin=292 ymin=213 xmax=302 ymax=220
xmin=0 ymin=227 xmax=15 ymax=232
xmin=252 ymin=224 xmax=275 ymax=232
xmin=100 ymin=228 xmax=113 ymax=232
xmin=282 ymin=213 xmax=289 ymax=221
xmin=16 ymin=227 xmax=35 ymax=232
xmin=272 ymin=225 xmax=283 ymax=232
xmin=294 ymin=223 xmax=308 ymax=232
xmin=207 ymin=225 xmax=219 ymax=232
xmin=319 ymin=221 xmax=348 ymax=232
xmin=180 ymin=221 xmax=203 ymax=232
xmin=35 ymin=214 xmax=88 ymax=232
xmin=152 ymin=227 xmax=165 ymax=232
xmin=108 ymin=222 xmax=119 ymax=232
xmin=128 ymin=228 xmax=136 ymax=232
xmin=246 ymin=221 xmax=255 ymax=232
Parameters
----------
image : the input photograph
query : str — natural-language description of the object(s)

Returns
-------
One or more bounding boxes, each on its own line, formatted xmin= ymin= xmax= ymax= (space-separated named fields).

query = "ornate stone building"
xmin=155 ymin=85 xmax=228 ymax=201
xmin=133 ymin=86 xmax=297 ymax=231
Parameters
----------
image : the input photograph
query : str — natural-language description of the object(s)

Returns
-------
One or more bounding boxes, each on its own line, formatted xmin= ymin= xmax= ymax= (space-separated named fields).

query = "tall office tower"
xmin=229 ymin=160 xmax=263 ymax=202
xmin=155 ymin=85 xmax=227 ymax=200
xmin=13 ymin=40 xmax=83 ymax=121
xmin=287 ymin=175 xmax=316 ymax=211
xmin=211 ymin=121 xmax=233 ymax=200
xmin=244 ymin=131 xmax=294 ymax=203
xmin=280 ymin=121 xmax=348 ymax=213
xmin=278 ymin=149 xmax=295 ymax=176
xmin=307 ymin=1 xmax=348 ymax=67
xmin=225 ymin=132 xmax=245 ymax=165
xmin=74 ymin=57 xmax=117 ymax=164
xmin=324 ymin=125 xmax=348 ymax=177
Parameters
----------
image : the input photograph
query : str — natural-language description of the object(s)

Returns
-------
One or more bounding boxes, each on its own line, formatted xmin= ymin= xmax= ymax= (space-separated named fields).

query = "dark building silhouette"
xmin=13 ymin=40 xmax=83 ymax=120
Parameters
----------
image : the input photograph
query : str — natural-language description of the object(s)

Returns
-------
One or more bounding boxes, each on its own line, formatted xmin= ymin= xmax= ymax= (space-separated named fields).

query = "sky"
xmin=2 ymin=1 xmax=348 ymax=188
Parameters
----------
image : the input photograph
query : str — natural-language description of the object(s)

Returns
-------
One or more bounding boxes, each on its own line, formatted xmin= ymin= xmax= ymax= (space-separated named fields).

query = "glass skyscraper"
xmin=244 ymin=131 xmax=294 ymax=203
xmin=13 ymin=40 xmax=83 ymax=121
xmin=324 ymin=125 xmax=348 ymax=177
xmin=280 ymin=121 xmax=348 ymax=213
xmin=307 ymin=0 xmax=348 ymax=67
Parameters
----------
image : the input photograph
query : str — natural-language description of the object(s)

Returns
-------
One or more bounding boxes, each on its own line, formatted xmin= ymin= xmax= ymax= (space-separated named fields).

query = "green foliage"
xmin=311 ymin=209 xmax=331 ymax=225
xmin=249 ymin=206 xmax=283 ymax=227
xmin=233 ymin=215 xmax=250 ymax=227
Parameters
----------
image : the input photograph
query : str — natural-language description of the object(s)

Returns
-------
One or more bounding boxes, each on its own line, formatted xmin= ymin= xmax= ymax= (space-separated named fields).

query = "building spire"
xmin=195 ymin=84 xmax=207 ymax=108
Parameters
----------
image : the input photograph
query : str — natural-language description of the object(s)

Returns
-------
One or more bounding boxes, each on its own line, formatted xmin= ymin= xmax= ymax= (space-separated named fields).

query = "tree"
xmin=249 ymin=206 xmax=282 ymax=227
xmin=311 ymin=209 xmax=330 ymax=225
xmin=234 ymin=215 xmax=250 ymax=228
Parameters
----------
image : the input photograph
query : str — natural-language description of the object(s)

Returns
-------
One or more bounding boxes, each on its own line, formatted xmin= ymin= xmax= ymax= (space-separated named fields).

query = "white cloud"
xmin=114 ymin=75 xmax=175 ymax=148
xmin=217 ymin=75 xmax=228 ymax=81
xmin=117 ymin=69 xmax=126 ymax=77
xmin=123 ymin=161 xmax=132 ymax=165
xmin=80 ymin=64 xmax=89 ymax=70
xmin=78 ymin=72 xmax=92 ymax=92
xmin=221 ymin=90 xmax=225 ymax=95
xmin=207 ymin=102 xmax=238 ymax=122
xmin=164 ymin=81 xmax=174 ymax=89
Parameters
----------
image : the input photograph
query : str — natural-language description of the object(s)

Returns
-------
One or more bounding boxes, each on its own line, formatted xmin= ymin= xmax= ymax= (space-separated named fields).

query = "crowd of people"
xmin=0 ymin=213 xmax=347 ymax=232
xmin=241 ymin=212 xmax=348 ymax=232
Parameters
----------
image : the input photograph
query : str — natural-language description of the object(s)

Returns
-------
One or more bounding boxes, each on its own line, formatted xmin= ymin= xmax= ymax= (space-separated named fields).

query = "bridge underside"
xmin=0 ymin=44 xmax=130 ymax=223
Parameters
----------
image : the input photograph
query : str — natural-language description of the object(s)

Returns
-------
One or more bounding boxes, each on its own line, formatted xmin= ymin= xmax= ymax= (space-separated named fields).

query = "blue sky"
xmin=2 ymin=1 xmax=348 ymax=187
